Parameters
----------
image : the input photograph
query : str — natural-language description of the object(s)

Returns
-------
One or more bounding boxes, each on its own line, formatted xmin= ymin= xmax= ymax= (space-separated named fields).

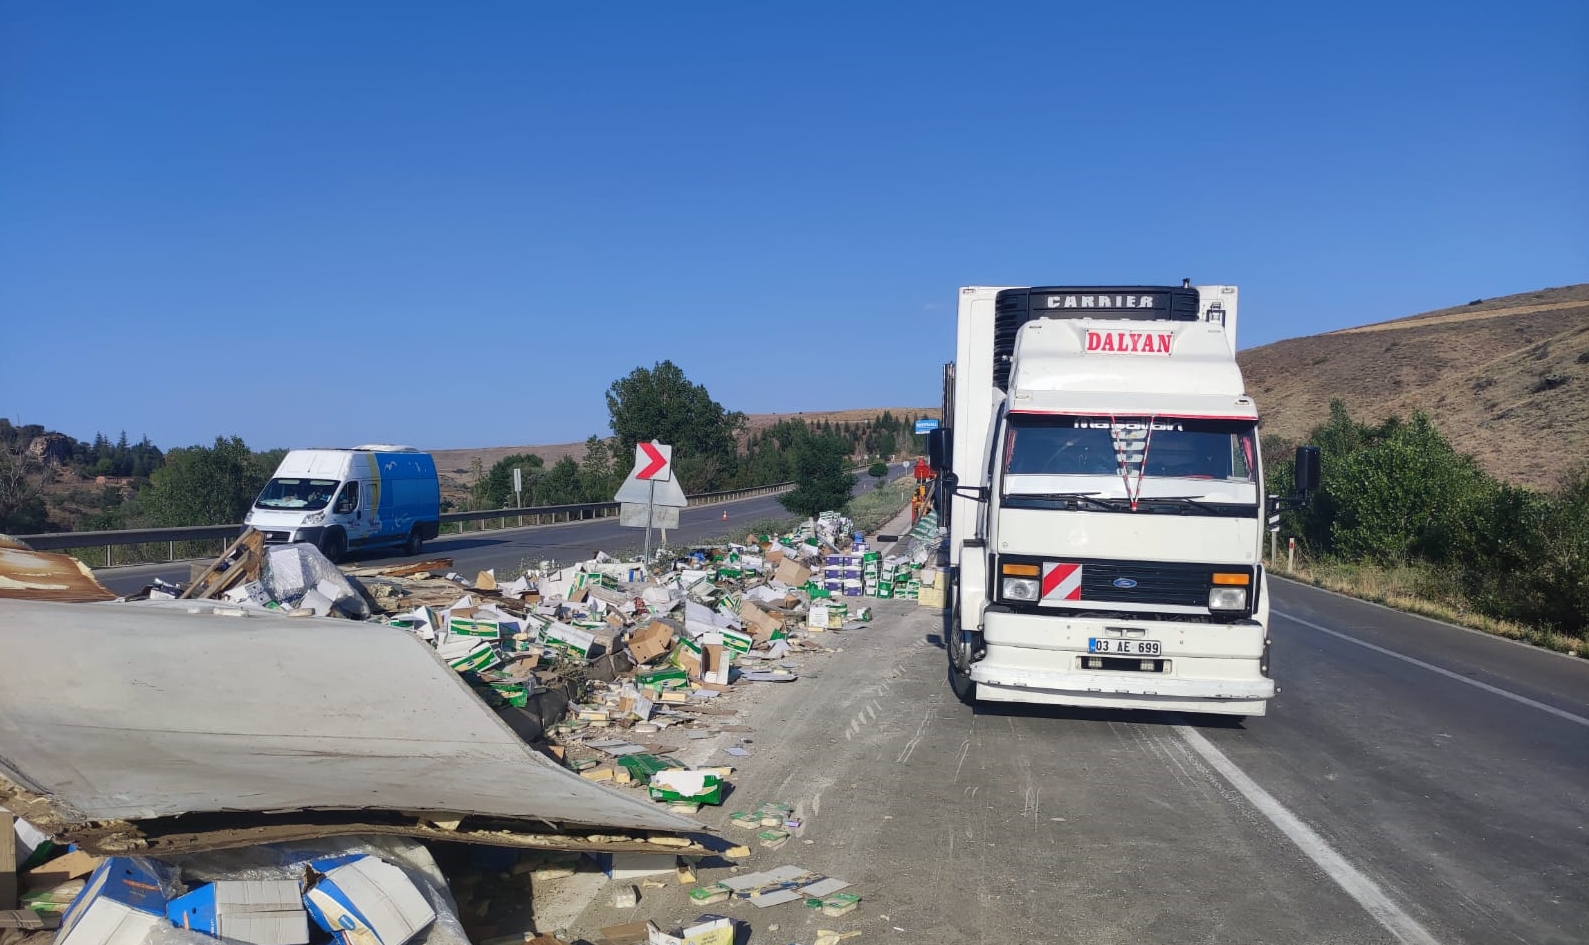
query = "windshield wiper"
xmin=1004 ymin=491 xmax=1125 ymax=511
xmin=1133 ymin=496 xmax=1224 ymax=514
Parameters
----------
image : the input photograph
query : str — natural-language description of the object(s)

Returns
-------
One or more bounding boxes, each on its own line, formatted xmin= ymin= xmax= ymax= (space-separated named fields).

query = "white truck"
xmin=244 ymin=446 xmax=442 ymax=561
xmin=930 ymin=283 xmax=1318 ymax=717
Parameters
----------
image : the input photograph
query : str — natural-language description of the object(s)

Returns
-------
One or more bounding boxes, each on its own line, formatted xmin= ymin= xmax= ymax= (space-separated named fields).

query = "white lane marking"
xmin=1176 ymin=725 xmax=1442 ymax=945
xmin=1276 ymin=610 xmax=1589 ymax=729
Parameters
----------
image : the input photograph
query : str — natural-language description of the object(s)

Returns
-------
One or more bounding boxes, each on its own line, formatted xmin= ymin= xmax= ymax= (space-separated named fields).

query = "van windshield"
xmin=256 ymin=478 xmax=340 ymax=511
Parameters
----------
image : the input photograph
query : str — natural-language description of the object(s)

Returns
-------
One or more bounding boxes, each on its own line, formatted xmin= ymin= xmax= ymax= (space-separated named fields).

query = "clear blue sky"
xmin=2 ymin=1 xmax=1585 ymax=452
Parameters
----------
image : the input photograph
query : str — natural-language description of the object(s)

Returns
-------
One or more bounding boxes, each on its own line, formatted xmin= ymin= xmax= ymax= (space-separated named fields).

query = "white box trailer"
xmin=932 ymin=283 xmax=1317 ymax=717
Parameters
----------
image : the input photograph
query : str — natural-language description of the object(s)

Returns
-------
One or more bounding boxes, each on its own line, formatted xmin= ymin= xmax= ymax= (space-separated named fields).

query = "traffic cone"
xmin=721 ymin=510 xmax=728 ymax=521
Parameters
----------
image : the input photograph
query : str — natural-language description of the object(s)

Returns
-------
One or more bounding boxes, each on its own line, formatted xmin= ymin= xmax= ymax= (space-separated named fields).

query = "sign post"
xmin=645 ymin=478 xmax=656 ymax=563
xmin=615 ymin=440 xmax=686 ymax=563
xmin=513 ymin=467 xmax=523 ymax=510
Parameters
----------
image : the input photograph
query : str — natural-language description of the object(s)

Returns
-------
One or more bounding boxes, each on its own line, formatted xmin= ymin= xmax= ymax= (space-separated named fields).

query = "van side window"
xmin=336 ymin=481 xmax=360 ymax=515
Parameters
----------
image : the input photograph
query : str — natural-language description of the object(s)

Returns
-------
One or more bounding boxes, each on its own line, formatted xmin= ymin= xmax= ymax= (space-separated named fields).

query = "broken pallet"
xmin=179 ymin=528 xmax=265 ymax=600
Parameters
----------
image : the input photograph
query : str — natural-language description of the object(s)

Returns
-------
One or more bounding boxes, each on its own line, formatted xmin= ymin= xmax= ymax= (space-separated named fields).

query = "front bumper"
xmin=253 ymin=526 xmax=325 ymax=545
xmin=970 ymin=606 xmax=1274 ymax=715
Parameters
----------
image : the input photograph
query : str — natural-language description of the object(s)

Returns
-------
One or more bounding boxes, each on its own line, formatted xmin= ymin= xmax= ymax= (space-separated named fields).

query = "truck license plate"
xmin=1088 ymin=638 xmax=1161 ymax=656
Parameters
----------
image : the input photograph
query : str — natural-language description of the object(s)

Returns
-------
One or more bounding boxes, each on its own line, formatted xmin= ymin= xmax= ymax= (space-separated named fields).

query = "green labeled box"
xmin=648 ymin=770 xmax=724 ymax=805
xmin=636 ymin=666 xmax=689 ymax=689
xmin=719 ymin=628 xmax=753 ymax=657
xmin=448 ymin=617 xmax=501 ymax=641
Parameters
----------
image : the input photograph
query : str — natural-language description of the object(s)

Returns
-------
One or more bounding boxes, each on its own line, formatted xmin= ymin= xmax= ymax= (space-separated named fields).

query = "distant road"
xmin=95 ymin=464 xmax=910 ymax=596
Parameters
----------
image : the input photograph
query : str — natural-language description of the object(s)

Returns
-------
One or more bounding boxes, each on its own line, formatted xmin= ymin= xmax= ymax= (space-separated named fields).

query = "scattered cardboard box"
xmin=54 ymin=858 xmax=172 ymax=945
xmin=166 ymin=880 xmax=309 ymax=945
xmin=303 ymin=855 xmax=435 ymax=945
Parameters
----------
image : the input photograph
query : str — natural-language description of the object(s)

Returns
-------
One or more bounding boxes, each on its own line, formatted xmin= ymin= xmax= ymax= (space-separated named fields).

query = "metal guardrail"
xmin=15 ymin=481 xmax=797 ymax=567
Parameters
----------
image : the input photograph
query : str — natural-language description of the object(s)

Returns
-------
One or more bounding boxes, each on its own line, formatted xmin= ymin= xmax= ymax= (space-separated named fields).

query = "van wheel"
xmin=947 ymin=601 xmax=978 ymax=706
xmin=404 ymin=527 xmax=423 ymax=557
xmin=320 ymin=529 xmax=347 ymax=563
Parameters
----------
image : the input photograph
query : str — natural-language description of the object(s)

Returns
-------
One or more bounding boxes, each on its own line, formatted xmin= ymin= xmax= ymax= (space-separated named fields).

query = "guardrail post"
xmin=105 ymin=545 xmax=112 ymax=568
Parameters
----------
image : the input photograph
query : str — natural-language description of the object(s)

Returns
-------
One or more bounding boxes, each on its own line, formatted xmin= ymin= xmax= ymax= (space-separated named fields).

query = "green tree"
xmin=868 ymin=462 xmax=888 ymax=479
xmin=140 ymin=436 xmax=267 ymax=526
xmin=475 ymin=453 xmax=545 ymax=508
xmin=779 ymin=429 xmax=857 ymax=519
xmin=732 ymin=419 xmax=803 ymax=488
xmin=1453 ymin=469 xmax=1589 ymax=636
xmin=1326 ymin=412 xmax=1487 ymax=564
xmin=605 ymin=360 xmax=745 ymax=492
xmin=580 ymin=436 xmax=617 ymax=502
xmin=536 ymin=456 xmax=585 ymax=506
xmin=0 ymin=439 xmax=52 ymax=533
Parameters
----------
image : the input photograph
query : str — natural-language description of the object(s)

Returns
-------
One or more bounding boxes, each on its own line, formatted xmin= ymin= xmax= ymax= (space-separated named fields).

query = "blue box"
xmin=56 ymin=858 xmax=172 ymax=945
xmin=304 ymin=855 xmax=435 ymax=945
xmin=167 ymin=880 xmax=308 ymax=945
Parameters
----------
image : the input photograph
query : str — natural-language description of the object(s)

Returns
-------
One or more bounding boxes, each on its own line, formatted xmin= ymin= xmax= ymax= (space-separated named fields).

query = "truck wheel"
xmin=319 ymin=528 xmax=347 ymax=563
xmin=947 ymin=601 xmax=978 ymax=706
xmin=404 ymin=527 xmax=423 ymax=557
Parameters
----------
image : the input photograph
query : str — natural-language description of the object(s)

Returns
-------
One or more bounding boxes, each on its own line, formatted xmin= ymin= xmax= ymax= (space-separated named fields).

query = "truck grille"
xmin=1075 ymin=560 xmax=1224 ymax=607
xmin=999 ymin=555 xmax=1256 ymax=613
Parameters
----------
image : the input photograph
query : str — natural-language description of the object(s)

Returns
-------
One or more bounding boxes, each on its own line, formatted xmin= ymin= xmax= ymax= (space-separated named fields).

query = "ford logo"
xmin=1112 ymin=577 xmax=1139 ymax=589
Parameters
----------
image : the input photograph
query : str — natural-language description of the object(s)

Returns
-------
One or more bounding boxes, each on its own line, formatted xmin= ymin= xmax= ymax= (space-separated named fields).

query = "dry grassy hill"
xmin=429 ymin=406 xmax=940 ymax=501
xmin=1241 ymin=285 xmax=1589 ymax=490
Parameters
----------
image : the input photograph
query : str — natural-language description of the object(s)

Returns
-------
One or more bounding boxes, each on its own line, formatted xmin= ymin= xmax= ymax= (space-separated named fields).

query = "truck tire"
xmin=947 ymin=601 xmax=978 ymax=706
xmin=319 ymin=528 xmax=347 ymax=563
xmin=404 ymin=526 xmax=423 ymax=557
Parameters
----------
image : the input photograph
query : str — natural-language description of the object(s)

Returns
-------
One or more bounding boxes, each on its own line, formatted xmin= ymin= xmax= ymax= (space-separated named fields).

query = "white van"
xmin=245 ymin=446 xmax=441 ymax=561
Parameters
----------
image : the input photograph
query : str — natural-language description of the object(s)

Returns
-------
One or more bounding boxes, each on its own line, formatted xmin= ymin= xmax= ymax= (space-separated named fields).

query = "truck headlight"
xmin=1003 ymin=578 xmax=1040 ymax=602
xmin=1209 ymin=587 xmax=1247 ymax=610
xmin=304 ymin=511 xmax=326 ymax=526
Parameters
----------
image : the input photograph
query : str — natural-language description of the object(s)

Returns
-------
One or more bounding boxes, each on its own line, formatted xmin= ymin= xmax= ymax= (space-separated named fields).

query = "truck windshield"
xmin=1004 ymin=415 xmax=1256 ymax=482
xmin=256 ymin=478 xmax=340 ymax=511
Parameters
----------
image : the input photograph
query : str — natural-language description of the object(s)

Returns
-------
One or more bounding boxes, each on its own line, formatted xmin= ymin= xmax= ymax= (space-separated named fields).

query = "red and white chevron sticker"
xmin=1042 ymin=562 xmax=1083 ymax=601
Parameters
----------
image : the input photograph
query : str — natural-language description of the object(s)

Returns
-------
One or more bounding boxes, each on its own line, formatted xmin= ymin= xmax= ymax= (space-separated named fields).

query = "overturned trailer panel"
xmin=0 ymin=599 xmax=698 ymax=853
xmin=0 ymin=537 xmax=116 ymax=602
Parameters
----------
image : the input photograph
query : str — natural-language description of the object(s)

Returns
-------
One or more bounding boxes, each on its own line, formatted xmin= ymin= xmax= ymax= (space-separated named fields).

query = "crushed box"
xmin=303 ymin=855 xmax=435 ymax=945
xmin=55 ymin=858 xmax=172 ymax=945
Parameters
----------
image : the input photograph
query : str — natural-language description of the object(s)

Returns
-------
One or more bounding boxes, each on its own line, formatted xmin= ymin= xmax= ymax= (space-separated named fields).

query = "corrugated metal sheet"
xmin=0 ymin=541 xmax=116 ymax=602
xmin=0 ymin=599 xmax=696 ymax=849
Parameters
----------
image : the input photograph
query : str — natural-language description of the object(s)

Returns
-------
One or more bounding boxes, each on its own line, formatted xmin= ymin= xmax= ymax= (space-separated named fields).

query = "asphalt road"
xmin=95 ymin=465 xmax=910 ymax=596
xmin=568 ymin=577 xmax=1588 ymax=945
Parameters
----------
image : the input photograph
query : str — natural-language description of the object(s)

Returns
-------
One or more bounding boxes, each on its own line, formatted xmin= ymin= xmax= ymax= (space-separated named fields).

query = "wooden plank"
xmin=372 ymin=558 xmax=454 ymax=578
xmin=1 ymin=810 xmax=17 ymax=910
xmin=1 ymin=910 xmax=61 ymax=930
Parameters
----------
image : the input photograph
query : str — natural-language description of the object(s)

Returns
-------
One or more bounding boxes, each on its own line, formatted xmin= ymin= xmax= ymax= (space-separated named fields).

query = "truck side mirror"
xmin=1294 ymin=446 xmax=1321 ymax=495
xmin=941 ymin=471 xmax=988 ymax=503
xmin=927 ymin=428 xmax=948 ymax=471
